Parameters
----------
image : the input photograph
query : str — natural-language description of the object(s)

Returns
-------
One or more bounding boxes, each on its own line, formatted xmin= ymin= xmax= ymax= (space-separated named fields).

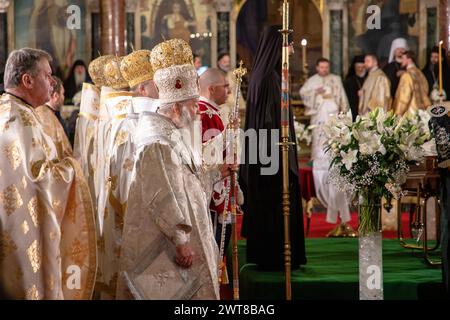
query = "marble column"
xmin=100 ymin=0 xmax=126 ymax=56
xmin=329 ymin=9 xmax=343 ymax=77
xmin=427 ymin=6 xmax=438 ymax=57
xmin=216 ymin=0 xmax=232 ymax=56
xmin=439 ymin=0 xmax=450 ymax=50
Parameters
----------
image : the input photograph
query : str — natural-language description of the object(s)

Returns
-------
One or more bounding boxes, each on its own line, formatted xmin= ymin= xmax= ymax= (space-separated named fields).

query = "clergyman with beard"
xmin=63 ymin=60 xmax=91 ymax=104
xmin=116 ymin=39 xmax=233 ymax=300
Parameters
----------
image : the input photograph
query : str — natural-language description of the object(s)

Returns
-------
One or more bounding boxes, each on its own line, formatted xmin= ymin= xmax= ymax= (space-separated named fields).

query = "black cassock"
xmin=344 ymin=55 xmax=366 ymax=121
xmin=429 ymin=106 xmax=450 ymax=298
xmin=422 ymin=46 xmax=450 ymax=96
xmin=344 ymin=74 xmax=365 ymax=121
xmin=383 ymin=61 xmax=403 ymax=98
xmin=429 ymin=109 xmax=450 ymax=298
xmin=239 ymin=25 xmax=307 ymax=271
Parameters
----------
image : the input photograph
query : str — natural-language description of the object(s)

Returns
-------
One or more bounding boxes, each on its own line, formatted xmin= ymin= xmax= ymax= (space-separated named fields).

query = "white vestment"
xmin=100 ymin=97 xmax=159 ymax=298
xmin=358 ymin=67 xmax=391 ymax=115
xmin=300 ymin=74 xmax=352 ymax=224
xmin=116 ymin=113 xmax=220 ymax=300
xmin=95 ymin=88 xmax=133 ymax=235
xmin=73 ymin=83 xmax=100 ymax=205
xmin=0 ymin=93 xmax=97 ymax=300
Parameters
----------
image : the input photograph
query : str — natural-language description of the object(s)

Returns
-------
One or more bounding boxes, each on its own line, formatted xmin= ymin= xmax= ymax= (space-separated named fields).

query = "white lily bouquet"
xmin=323 ymin=108 xmax=431 ymax=234
xmin=294 ymin=120 xmax=313 ymax=149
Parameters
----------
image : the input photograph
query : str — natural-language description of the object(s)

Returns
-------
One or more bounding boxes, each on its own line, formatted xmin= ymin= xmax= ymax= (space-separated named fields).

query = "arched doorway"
xmin=232 ymin=0 xmax=323 ymax=99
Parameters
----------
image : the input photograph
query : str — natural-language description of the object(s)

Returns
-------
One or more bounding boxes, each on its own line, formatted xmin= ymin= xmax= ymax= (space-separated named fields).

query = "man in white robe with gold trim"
xmin=116 ymin=39 xmax=229 ymax=300
xmin=0 ymin=48 xmax=96 ymax=300
xmin=95 ymin=57 xmax=132 ymax=237
xmin=300 ymin=58 xmax=356 ymax=237
xmin=94 ymin=57 xmax=133 ymax=296
xmin=99 ymin=49 xmax=159 ymax=299
xmin=73 ymin=55 xmax=113 ymax=207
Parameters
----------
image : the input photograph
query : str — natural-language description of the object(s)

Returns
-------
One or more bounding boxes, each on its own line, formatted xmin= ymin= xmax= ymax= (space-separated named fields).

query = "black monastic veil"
xmin=239 ymin=25 xmax=307 ymax=271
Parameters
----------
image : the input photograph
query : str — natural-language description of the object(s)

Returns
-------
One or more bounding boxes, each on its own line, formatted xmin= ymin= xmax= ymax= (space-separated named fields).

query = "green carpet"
xmin=227 ymin=238 xmax=445 ymax=300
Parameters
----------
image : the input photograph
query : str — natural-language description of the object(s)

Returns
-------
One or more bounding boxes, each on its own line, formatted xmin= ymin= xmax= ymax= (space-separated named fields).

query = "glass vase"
xmin=358 ymin=192 xmax=384 ymax=300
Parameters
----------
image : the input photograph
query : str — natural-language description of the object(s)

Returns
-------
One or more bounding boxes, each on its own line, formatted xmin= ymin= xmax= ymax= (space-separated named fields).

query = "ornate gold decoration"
xmin=26 ymin=285 xmax=40 ymax=300
xmin=0 ymin=232 xmax=18 ymax=261
xmin=114 ymin=130 xmax=129 ymax=147
xmin=104 ymin=56 xmax=129 ymax=90
xmin=41 ymin=140 xmax=53 ymax=158
xmin=30 ymin=159 xmax=46 ymax=179
xmin=22 ymin=220 xmax=30 ymax=234
xmin=88 ymin=55 xmax=115 ymax=87
xmin=27 ymin=240 xmax=41 ymax=273
xmin=28 ymin=196 xmax=41 ymax=227
xmin=114 ymin=99 xmax=130 ymax=112
xmin=120 ymin=49 xmax=154 ymax=88
xmin=0 ymin=184 xmax=24 ymax=216
xmin=52 ymin=199 xmax=61 ymax=211
xmin=150 ymin=39 xmax=193 ymax=72
xmin=0 ymin=99 xmax=11 ymax=113
xmin=65 ymin=196 xmax=77 ymax=224
xmin=4 ymin=140 xmax=22 ymax=171
xmin=18 ymin=109 xmax=36 ymax=127
xmin=67 ymin=238 xmax=88 ymax=266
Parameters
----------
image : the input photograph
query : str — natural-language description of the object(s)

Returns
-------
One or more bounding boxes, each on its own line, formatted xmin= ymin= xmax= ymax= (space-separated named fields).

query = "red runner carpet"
xmin=233 ymin=211 xmax=411 ymax=240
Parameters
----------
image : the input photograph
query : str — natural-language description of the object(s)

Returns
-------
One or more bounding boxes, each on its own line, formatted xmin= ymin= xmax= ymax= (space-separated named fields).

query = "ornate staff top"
xmin=233 ymin=61 xmax=247 ymax=81
xmin=229 ymin=61 xmax=247 ymax=126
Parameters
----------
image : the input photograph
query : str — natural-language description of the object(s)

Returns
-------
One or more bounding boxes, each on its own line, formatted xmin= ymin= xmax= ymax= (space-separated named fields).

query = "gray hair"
xmin=157 ymin=102 xmax=178 ymax=115
xmin=157 ymin=98 xmax=195 ymax=115
xmin=3 ymin=48 xmax=52 ymax=89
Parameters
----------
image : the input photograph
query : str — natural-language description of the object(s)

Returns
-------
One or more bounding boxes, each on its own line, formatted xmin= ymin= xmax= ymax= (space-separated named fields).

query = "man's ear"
xmin=21 ymin=73 xmax=33 ymax=89
xmin=208 ymin=85 xmax=215 ymax=96
xmin=173 ymin=102 xmax=182 ymax=116
xmin=138 ymin=83 xmax=146 ymax=96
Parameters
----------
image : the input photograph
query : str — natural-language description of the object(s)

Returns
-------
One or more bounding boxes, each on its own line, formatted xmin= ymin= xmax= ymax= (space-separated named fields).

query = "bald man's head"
xmin=199 ymin=68 xmax=230 ymax=105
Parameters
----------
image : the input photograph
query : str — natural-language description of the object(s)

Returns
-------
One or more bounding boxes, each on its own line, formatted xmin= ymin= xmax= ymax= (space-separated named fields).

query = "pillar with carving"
xmin=440 ymin=0 xmax=450 ymax=50
xmin=0 ymin=0 xmax=9 ymax=71
xmin=216 ymin=0 xmax=232 ymax=56
xmin=100 ymin=0 xmax=126 ymax=56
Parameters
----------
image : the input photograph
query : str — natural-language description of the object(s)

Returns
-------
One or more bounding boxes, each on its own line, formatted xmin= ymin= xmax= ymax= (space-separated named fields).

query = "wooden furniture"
xmin=396 ymin=157 xmax=442 ymax=266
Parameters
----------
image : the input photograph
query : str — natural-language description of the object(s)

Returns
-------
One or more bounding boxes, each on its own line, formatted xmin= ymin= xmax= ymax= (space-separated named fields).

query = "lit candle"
xmin=439 ymin=40 xmax=443 ymax=97
xmin=301 ymin=38 xmax=307 ymax=70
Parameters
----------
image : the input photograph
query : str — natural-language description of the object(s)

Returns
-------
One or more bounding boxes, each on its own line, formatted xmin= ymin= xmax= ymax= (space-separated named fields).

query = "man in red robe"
xmin=198 ymin=68 xmax=243 ymax=256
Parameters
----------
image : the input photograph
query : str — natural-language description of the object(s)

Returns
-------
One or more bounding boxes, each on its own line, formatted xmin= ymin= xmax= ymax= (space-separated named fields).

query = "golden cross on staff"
xmin=222 ymin=60 xmax=247 ymax=300
xmin=233 ymin=60 xmax=247 ymax=80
